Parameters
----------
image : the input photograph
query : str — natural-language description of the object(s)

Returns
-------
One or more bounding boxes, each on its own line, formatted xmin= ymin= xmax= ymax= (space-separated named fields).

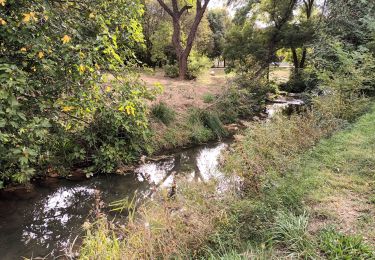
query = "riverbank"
xmin=79 ymin=102 xmax=375 ymax=259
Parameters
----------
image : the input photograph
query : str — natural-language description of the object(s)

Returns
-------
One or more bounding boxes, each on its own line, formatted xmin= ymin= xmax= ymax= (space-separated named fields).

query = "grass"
xmin=151 ymin=102 xmax=176 ymax=125
xmin=203 ymin=93 xmax=215 ymax=103
xmin=79 ymin=101 xmax=375 ymax=259
xmin=318 ymin=228 xmax=375 ymax=259
xmin=221 ymin=101 xmax=375 ymax=257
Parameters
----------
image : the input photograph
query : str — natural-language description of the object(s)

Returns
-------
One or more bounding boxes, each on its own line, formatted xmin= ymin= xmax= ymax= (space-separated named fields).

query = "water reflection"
xmin=0 ymin=141 xmax=230 ymax=259
xmin=22 ymin=187 xmax=96 ymax=248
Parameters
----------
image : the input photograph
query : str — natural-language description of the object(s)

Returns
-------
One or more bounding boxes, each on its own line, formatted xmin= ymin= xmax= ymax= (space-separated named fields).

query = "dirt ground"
xmin=141 ymin=68 xmax=233 ymax=113
xmin=141 ymin=67 xmax=291 ymax=113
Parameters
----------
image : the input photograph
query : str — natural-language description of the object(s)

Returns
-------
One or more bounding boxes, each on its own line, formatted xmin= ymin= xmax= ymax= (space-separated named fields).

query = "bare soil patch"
xmin=141 ymin=68 xmax=232 ymax=113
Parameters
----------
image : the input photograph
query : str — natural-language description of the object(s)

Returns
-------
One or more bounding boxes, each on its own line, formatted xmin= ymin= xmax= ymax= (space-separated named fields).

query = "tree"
xmin=0 ymin=0 xmax=153 ymax=186
xmin=156 ymin=0 xmax=210 ymax=79
xmin=207 ymin=8 xmax=230 ymax=66
xmin=224 ymin=0 xmax=298 ymax=79
xmin=283 ymin=0 xmax=315 ymax=73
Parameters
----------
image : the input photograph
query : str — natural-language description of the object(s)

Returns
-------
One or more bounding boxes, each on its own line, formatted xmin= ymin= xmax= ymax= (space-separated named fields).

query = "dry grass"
xmin=80 ymin=181 xmax=237 ymax=259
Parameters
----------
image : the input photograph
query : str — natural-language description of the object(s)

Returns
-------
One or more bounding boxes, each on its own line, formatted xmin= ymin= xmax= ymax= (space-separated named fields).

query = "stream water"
xmin=0 ymin=98 xmax=303 ymax=259
xmin=0 ymin=141 xmax=229 ymax=259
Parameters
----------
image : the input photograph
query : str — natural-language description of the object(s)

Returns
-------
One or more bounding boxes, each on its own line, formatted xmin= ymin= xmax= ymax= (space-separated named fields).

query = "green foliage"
xmin=189 ymin=109 xmax=227 ymax=138
xmin=281 ymin=69 xmax=318 ymax=93
xmin=164 ymin=64 xmax=179 ymax=78
xmin=151 ymin=102 xmax=176 ymax=125
xmin=0 ymin=0 xmax=152 ymax=185
xmin=186 ymin=52 xmax=212 ymax=79
xmin=207 ymin=8 xmax=231 ymax=60
xmin=318 ymin=228 xmax=375 ymax=259
xmin=203 ymin=93 xmax=215 ymax=103
xmin=271 ymin=211 xmax=313 ymax=255
xmin=150 ymin=21 xmax=173 ymax=64
xmin=215 ymin=87 xmax=251 ymax=123
xmin=312 ymin=42 xmax=375 ymax=121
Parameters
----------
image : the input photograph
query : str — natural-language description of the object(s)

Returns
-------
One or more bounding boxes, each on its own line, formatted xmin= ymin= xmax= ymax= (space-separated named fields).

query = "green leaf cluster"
xmin=0 ymin=0 xmax=153 ymax=185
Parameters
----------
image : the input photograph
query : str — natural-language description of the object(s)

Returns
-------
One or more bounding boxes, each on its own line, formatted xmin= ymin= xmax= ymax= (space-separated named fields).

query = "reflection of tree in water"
xmin=21 ymin=187 xmax=96 ymax=251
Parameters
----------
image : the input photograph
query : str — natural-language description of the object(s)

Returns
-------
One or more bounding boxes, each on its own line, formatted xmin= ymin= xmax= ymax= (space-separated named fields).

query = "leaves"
xmin=0 ymin=0 xmax=153 ymax=186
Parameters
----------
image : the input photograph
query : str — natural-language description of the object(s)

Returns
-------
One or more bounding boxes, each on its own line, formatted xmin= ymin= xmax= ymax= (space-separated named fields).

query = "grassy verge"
xmin=79 ymin=103 xmax=375 ymax=259
xmin=219 ymin=102 xmax=375 ymax=258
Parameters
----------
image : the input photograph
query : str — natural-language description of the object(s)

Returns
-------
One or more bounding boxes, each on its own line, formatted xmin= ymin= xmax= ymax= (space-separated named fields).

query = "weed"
xmin=270 ymin=211 xmax=314 ymax=256
xmin=318 ymin=228 xmax=375 ymax=259
xmin=151 ymin=102 xmax=176 ymax=125
xmin=203 ymin=93 xmax=215 ymax=103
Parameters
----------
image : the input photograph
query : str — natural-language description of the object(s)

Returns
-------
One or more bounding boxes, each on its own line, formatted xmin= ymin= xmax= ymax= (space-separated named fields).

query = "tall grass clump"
xmin=188 ymin=109 xmax=227 ymax=138
xmin=270 ymin=211 xmax=314 ymax=257
xmin=151 ymin=102 xmax=176 ymax=125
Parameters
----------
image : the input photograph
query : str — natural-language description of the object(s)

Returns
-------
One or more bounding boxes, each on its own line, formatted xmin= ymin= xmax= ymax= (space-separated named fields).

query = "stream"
xmin=0 ymin=141 xmax=230 ymax=259
xmin=0 ymin=98 xmax=303 ymax=259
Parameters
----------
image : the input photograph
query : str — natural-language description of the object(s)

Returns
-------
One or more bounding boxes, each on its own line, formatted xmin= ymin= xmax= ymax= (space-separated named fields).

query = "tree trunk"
xmin=178 ymin=53 xmax=188 ymax=80
xmin=291 ymin=47 xmax=300 ymax=72
xmin=300 ymin=47 xmax=307 ymax=69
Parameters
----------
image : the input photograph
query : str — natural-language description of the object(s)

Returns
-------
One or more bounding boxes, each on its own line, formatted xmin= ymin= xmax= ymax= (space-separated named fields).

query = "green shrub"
xmin=280 ymin=70 xmax=318 ymax=93
xmin=188 ymin=109 xmax=227 ymax=138
xmin=215 ymin=86 xmax=261 ymax=124
xmin=0 ymin=0 xmax=149 ymax=185
xmin=164 ymin=64 xmax=179 ymax=78
xmin=203 ymin=93 xmax=215 ymax=103
xmin=201 ymin=111 xmax=228 ymax=138
xmin=186 ymin=51 xmax=212 ymax=80
xmin=151 ymin=102 xmax=176 ymax=125
xmin=318 ymin=228 xmax=375 ymax=259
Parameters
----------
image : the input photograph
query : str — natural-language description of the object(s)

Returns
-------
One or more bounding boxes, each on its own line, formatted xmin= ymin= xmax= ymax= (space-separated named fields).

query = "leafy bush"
xmin=0 ymin=0 xmax=151 ymax=185
xmin=151 ymin=102 xmax=176 ymax=125
xmin=186 ymin=51 xmax=212 ymax=80
xmin=318 ymin=228 xmax=375 ymax=259
xmin=215 ymin=86 xmax=260 ymax=124
xmin=280 ymin=70 xmax=319 ymax=93
xmin=164 ymin=64 xmax=179 ymax=78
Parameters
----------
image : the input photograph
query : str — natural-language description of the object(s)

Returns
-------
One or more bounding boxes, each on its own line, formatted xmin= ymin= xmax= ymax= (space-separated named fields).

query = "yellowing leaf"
xmin=0 ymin=17 xmax=6 ymax=25
xmin=78 ymin=64 xmax=86 ymax=74
xmin=38 ymin=51 xmax=44 ymax=59
xmin=62 ymin=35 xmax=71 ymax=44
xmin=23 ymin=12 xmax=37 ymax=23
xmin=89 ymin=13 xmax=95 ymax=18
xmin=125 ymin=105 xmax=136 ymax=116
xmin=105 ymin=86 xmax=111 ymax=92
xmin=0 ymin=0 xmax=5 ymax=7
xmin=20 ymin=47 xmax=27 ymax=52
xmin=62 ymin=106 xmax=74 ymax=112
